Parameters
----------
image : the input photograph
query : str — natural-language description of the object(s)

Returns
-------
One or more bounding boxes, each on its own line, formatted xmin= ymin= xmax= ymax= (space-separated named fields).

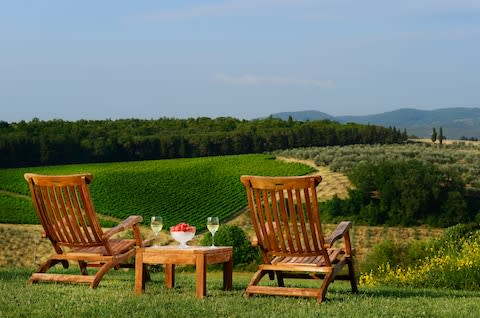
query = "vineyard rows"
xmin=0 ymin=154 xmax=314 ymax=230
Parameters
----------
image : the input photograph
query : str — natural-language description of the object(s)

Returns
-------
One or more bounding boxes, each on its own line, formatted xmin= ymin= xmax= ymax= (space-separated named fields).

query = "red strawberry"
xmin=171 ymin=222 xmax=195 ymax=232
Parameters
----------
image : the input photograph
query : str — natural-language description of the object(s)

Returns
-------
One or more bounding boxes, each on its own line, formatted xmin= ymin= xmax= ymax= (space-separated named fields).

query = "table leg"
xmin=135 ymin=248 xmax=144 ymax=294
xmin=195 ymin=254 xmax=207 ymax=298
xmin=165 ymin=264 xmax=175 ymax=288
xmin=223 ymin=255 xmax=233 ymax=291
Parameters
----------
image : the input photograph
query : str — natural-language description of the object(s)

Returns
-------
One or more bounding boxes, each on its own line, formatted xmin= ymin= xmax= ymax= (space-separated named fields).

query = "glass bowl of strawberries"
xmin=170 ymin=222 xmax=196 ymax=248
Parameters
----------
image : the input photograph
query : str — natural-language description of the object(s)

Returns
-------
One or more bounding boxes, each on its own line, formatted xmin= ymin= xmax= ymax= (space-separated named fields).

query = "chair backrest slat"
xmin=47 ymin=185 xmax=71 ymax=243
xmin=25 ymin=173 xmax=104 ymax=249
xmin=241 ymin=175 xmax=330 ymax=265
xmin=68 ymin=184 xmax=94 ymax=243
xmin=304 ymin=187 xmax=320 ymax=252
xmin=56 ymin=186 xmax=75 ymax=242
xmin=270 ymin=190 xmax=287 ymax=251
xmin=263 ymin=189 xmax=277 ymax=251
xmin=254 ymin=189 xmax=270 ymax=250
xmin=63 ymin=185 xmax=85 ymax=243
xmin=36 ymin=186 xmax=61 ymax=243
xmin=296 ymin=188 xmax=311 ymax=252
xmin=54 ymin=185 xmax=78 ymax=243
xmin=287 ymin=188 xmax=302 ymax=252
xmin=78 ymin=181 xmax=103 ymax=242
xmin=277 ymin=189 xmax=294 ymax=252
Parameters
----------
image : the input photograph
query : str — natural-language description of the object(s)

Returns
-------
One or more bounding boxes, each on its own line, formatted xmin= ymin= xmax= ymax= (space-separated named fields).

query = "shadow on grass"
xmin=0 ymin=267 xmax=31 ymax=281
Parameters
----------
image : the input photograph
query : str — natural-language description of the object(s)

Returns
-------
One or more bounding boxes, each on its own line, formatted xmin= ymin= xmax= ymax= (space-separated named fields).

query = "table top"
xmin=141 ymin=245 xmax=232 ymax=255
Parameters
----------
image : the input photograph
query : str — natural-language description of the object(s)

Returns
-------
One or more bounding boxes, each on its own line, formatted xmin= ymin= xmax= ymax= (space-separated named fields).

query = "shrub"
xmin=359 ymin=226 xmax=480 ymax=290
xmin=436 ymin=223 xmax=480 ymax=247
xmin=200 ymin=224 xmax=259 ymax=267
xmin=359 ymin=239 xmax=432 ymax=273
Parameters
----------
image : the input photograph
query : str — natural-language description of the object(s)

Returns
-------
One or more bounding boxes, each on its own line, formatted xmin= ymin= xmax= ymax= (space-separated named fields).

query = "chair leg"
xmin=91 ymin=260 xmax=119 ymax=289
xmin=245 ymin=269 xmax=269 ymax=298
xmin=143 ymin=264 xmax=151 ymax=282
xmin=276 ymin=272 xmax=285 ymax=287
xmin=78 ymin=261 xmax=88 ymax=275
xmin=37 ymin=259 xmax=67 ymax=273
xmin=29 ymin=258 xmax=69 ymax=284
xmin=317 ymin=272 xmax=334 ymax=303
xmin=91 ymin=249 xmax=137 ymax=288
xmin=347 ymin=257 xmax=358 ymax=293
xmin=268 ymin=270 xmax=275 ymax=280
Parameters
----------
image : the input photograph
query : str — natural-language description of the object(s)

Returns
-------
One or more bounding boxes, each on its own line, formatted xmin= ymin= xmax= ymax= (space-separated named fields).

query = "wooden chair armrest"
xmin=324 ymin=221 xmax=352 ymax=248
xmin=103 ymin=215 xmax=143 ymax=239
xmin=142 ymin=237 xmax=155 ymax=247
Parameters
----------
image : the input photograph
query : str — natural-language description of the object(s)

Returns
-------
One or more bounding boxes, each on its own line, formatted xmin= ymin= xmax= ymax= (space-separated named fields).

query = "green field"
xmin=0 ymin=154 xmax=315 ymax=230
xmin=1 ymin=268 xmax=480 ymax=318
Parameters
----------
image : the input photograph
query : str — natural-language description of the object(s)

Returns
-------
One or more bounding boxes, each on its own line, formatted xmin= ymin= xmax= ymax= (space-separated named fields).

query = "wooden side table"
xmin=135 ymin=246 xmax=233 ymax=298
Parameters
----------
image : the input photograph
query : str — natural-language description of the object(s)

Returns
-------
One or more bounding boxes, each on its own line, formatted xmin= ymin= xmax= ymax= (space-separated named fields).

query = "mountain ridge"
xmin=271 ymin=107 xmax=480 ymax=139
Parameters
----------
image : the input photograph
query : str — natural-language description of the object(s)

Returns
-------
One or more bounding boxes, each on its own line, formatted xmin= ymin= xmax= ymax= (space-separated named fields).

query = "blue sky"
xmin=1 ymin=0 xmax=479 ymax=122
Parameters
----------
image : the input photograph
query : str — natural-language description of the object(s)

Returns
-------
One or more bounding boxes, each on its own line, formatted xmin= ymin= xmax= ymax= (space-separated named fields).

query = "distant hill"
xmin=272 ymin=107 xmax=480 ymax=139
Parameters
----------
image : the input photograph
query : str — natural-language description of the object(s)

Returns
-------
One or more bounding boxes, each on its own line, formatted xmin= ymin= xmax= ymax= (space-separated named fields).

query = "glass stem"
xmin=212 ymin=234 xmax=215 ymax=247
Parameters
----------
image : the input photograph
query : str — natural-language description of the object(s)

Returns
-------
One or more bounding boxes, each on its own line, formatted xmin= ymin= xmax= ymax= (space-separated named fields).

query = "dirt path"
xmin=276 ymin=156 xmax=352 ymax=201
xmin=0 ymin=189 xmax=30 ymax=199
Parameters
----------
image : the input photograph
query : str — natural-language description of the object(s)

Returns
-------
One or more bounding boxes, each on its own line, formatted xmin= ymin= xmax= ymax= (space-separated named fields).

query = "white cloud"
xmin=214 ymin=73 xmax=335 ymax=89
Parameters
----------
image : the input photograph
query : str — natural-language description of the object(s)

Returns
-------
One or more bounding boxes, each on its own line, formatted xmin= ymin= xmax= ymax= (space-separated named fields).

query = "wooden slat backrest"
xmin=25 ymin=173 xmax=106 ymax=250
xmin=241 ymin=175 xmax=331 ymax=266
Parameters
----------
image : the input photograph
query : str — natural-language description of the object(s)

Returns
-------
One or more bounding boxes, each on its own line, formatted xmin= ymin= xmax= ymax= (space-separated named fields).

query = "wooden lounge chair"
xmin=24 ymin=173 xmax=147 ymax=288
xmin=240 ymin=175 xmax=358 ymax=303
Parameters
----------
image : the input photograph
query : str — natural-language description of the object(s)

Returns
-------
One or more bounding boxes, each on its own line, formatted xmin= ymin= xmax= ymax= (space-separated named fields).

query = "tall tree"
xmin=431 ymin=128 xmax=437 ymax=143
xmin=439 ymin=127 xmax=445 ymax=145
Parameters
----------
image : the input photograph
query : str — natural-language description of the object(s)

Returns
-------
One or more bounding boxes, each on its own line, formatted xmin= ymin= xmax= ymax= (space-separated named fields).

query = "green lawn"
xmin=1 ymin=267 xmax=480 ymax=318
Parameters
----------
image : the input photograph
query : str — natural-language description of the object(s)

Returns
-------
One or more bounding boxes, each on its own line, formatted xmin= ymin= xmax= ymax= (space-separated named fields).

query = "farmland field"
xmin=274 ymin=141 xmax=480 ymax=188
xmin=0 ymin=154 xmax=315 ymax=229
xmin=0 ymin=153 xmax=445 ymax=268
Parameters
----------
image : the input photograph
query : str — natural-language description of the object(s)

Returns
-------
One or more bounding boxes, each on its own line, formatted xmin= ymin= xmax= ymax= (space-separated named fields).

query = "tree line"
xmin=0 ymin=116 xmax=407 ymax=168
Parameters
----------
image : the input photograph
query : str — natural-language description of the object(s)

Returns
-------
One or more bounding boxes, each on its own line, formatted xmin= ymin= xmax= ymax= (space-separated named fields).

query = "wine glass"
xmin=150 ymin=216 xmax=163 ymax=247
xmin=207 ymin=216 xmax=219 ymax=247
